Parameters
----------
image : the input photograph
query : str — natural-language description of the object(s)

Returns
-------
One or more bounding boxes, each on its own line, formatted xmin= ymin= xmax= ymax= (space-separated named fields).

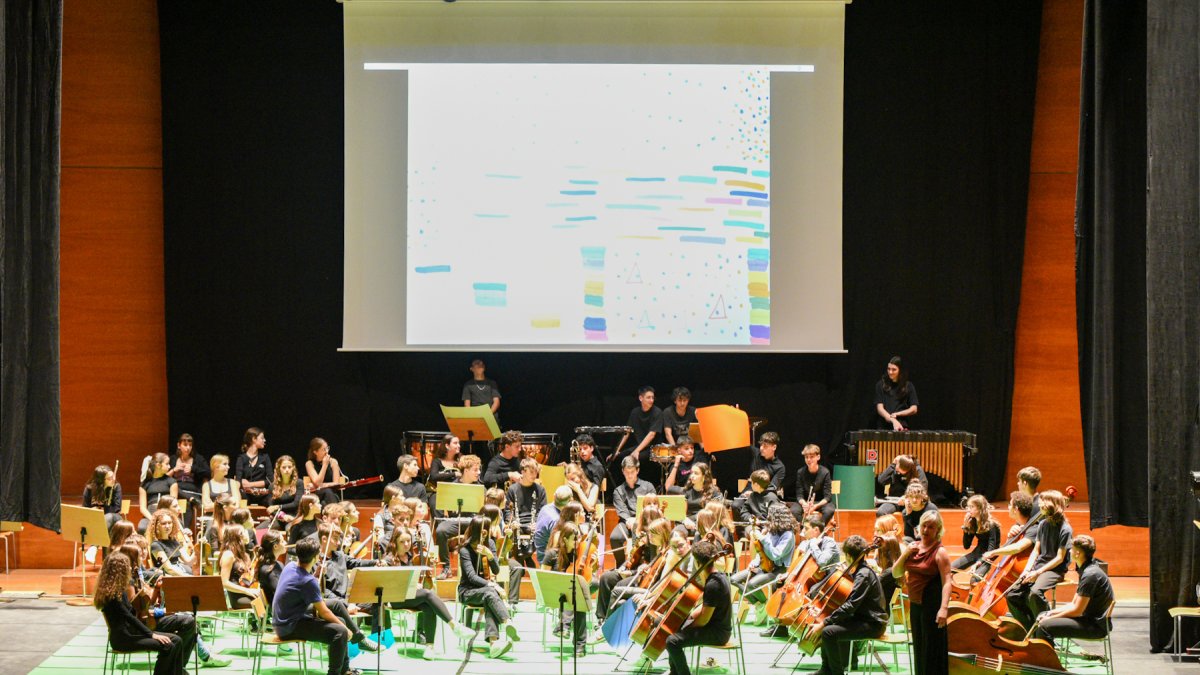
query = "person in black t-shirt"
xmin=740 ymin=432 xmax=785 ymax=497
xmin=614 ymin=386 xmax=664 ymax=484
xmin=504 ymin=459 xmax=546 ymax=608
xmin=235 ymin=427 xmax=272 ymax=507
xmin=899 ymin=483 xmax=939 ymax=542
xmin=1006 ymin=490 xmax=1073 ymax=632
xmin=572 ymin=434 xmax=608 ymax=491
xmin=664 ymin=436 xmax=710 ymax=493
xmin=462 ymin=358 xmax=501 ymax=419
xmin=609 ymin=456 xmax=658 ymax=567
xmin=793 ymin=443 xmax=835 ymax=525
xmin=875 ymin=355 xmax=919 ymax=430
xmin=388 ymin=455 xmax=429 ymax=502
xmin=138 ymin=453 xmax=178 ymax=535
xmin=83 ymin=464 xmax=124 ymax=532
xmin=166 ymin=434 xmax=208 ymax=529
xmin=876 ymin=454 xmax=930 ymax=516
xmin=980 ymin=491 xmax=1040 ymax=580
xmin=483 ymin=430 xmax=524 ymax=489
xmin=661 ymin=387 xmax=698 ymax=446
xmin=664 ymin=539 xmax=732 ymax=675
xmin=1037 ymin=534 xmax=1113 ymax=643
xmin=815 ymin=535 xmax=889 ymax=675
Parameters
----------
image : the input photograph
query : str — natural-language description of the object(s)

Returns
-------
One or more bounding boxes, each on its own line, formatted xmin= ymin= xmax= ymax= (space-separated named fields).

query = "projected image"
xmin=406 ymin=64 xmax=779 ymax=346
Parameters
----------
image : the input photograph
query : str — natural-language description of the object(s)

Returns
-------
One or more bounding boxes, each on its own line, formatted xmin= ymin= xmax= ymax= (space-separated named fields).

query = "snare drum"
xmin=404 ymin=430 xmax=446 ymax=473
xmin=650 ymin=443 xmax=678 ymax=462
xmin=520 ymin=433 xmax=560 ymax=465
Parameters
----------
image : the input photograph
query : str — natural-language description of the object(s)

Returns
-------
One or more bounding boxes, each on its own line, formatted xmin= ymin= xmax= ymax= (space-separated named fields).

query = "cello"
xmin=764 ymin=551 xmax=819 ymax=624
xmin=946 ymin=613 xmax=1065 ymax=672
xmin=789 ymin=538 xmax=881 ymax=655
xmin=634 ymin=542 xmax=733 ymax=662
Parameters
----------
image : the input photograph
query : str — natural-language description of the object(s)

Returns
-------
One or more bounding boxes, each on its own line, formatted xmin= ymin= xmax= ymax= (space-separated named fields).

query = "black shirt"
xmin=671 ymin=451 xmax=711 ymax=488
xmin=826 ymin=564 xmax=888 ymax=629
xmin=235 ymin=452 xmax=273 ymax=489
xmin=874 ymin=379 xmax=919 ymax=428
xmin=169 ymin=452 xmax=210 ymax=489
xmin=702 ymin=572 xmax=733 ymax=638
xmin=483 ymin=454 xmax=522 ymax=489
xmin=428 ymin=458 xmax=460 ymax=485
xmin=258 ymin=560 xmax=283 ymax=606
xmin=750 ymin=447 xmax=786 ymax=492
xmin=612 ymin=479 xmax=657 ymax=521
xmin=287 ymin=519 xmax=318 ymax=546
xmin=1033 ymin=517 xmax=1073 ymax=575
xmin=385 ymin=478 xmax=429 ymax=503
xmin=962 ymin=524 xmax=1001 ymax=557
xmin=683 ymin=486 xmax=719 ymax=517
xmin=902 ymin=503 xmax=939 ymax=540
xmin=795 ymin=464 xmax=832 ymax=504
xmin=458 ymin=545 xmax=499 ymax=591
xmin=321 ymin=550 xmax=377 ymax=601
xmin=272 ymin=486 xmax=303 ymax=517
xmin=150 ymin=538 xmax=182 ymax=567
xmin=141 ymin=475 xmax=176 ymax=508
xmin=462 ymin=378 xmax=500 ymax=408
xmin=876 ymin=462 xmax=929 ymax=498
xmin=506 ymin=482 xmax=547 ymax=529
xmin=1075 ymin=559 xmax=1113 ymax=621
xmin=83 ymin=483 xmax=123 ymax=514
xmin=741 ymin=490 xmax=781 ymax=520
xmin=579 ymin=456 xmax=607 ymax=490
xmin=661 ymin=404 xmax=698 ymax=441
xmin=625 ymin=406 xmax=664 ymax=456
xmin=101 ymin=596 xmax=154 ymax=649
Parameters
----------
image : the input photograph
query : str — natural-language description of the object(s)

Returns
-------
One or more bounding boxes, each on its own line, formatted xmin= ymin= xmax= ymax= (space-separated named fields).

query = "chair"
xmin=829 ymin=480 xmax=841 ymax=538
xmin=1048 ymin=577 xmax=1077 ymax=609
xmin=1056 ymin=600 xmax=1116 ymax=675
xmin=852 ymin=589 xmax=911 ymax=673
xmin=390 ymin=605 xmax=447 ymax=654
xmin=1170 ymin=605 xmax=1200 ymax=661
xmin=691 ymin=585 xmax=747 ymax=674
xmin=250 ymin=591 xmax=317 ymax=674
xmin=98 ymin=612 xmax=155 ymax=675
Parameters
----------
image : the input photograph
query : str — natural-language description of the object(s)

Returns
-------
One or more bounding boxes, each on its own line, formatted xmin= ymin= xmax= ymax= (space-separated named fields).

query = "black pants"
xmin=436 ymin=518 xmax=471 ymax=564
xmin=910 ymin=580 xmax=948 ymax=675
xmin=1005 ymin=570 xmax=1063 ymax=632
xmin=507 ymin=549 xmax=538 ymax=605
xmin=609 ymin=523 xmax=633 ymax=568
xmin=789 ymin=501 xmax=837 ymax=526
xmin=820 ymin=619 xmax=884 ymax=675
xmin=313 ymin=487 xmax=340 ymax=506
xmin=278 ymin=615 xmax=350 ymax=675
xmin=322 ymin=597 xmax=366 ymax=643
xmin=391 ymin=588 xmax=453 ymax=644
xmin=1039 ymin=616 xmax=1108 ymax=642
xmin=665 ymin=622 xmax=730 ymax=675
xmin=556 ymin=609 xmax=587 ymax=646
xmin=460 ymin=585 xmax=508 ymax=640
xmin=111 ymin=612 xmax=196 ymax=675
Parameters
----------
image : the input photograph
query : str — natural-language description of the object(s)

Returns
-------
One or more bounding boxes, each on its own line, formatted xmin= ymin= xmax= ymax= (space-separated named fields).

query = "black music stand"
xmin=529 ymin=569 xmax=591 ymax=675
xmin=61 ymin=504 xmax=111 ymax=606
xmin=347 ymin=566 xmax=425 ymax=673
xmin=161 ymin=574 xmax=226 ymax=674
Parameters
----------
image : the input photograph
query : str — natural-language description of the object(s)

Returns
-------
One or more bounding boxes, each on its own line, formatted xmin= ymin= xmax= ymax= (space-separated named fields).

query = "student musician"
xmin=661 ymin=386 xmax=698 ymax=446
xmin=613 ymin=386 xmax=664 ymax=484
xmin=731 ymin=503 xmax=796 ymax=626
xmin=745 ymin=431 xmax=786 ymax=495
xmin=483 ymin=430 xmax=524 ymax=489
xmin=663 ymin=435 xmax=710 ymax=493
xmin=678 ymin=463 xmax=720 ymax=530
xmin=1036 ymin=534 xmax=1113 ymax=644
xmin=203 ymin=494 xmax=235 ymax=565
xmin=572 ymin=434 xmax=608 ymax=491
xmin=433 ymin=454 xmax=484 ymax=574
xmin=457 ymin=515 xmax=520 ymax=658
xmin=286 ymin=493 xmax=321 ymax=546
xmin=505 ymin=458 xmax=547 ymax=607
xmin=979 ymin=491 xmax=1040 ymax=576
xmin=84 ymin=464 xmax=124 ymax=532
xmin=166 ymin=434 xmax=208 ymax=528
xmin=267 ymin=455 xmax=303 ymax=526
xmin=235 ymin=427 xmax=272 ymax=507
xmin=797 ymin=515 xmax=841 ymax=573
xmin=663 ymin=539 xmax=733 ymax=675
xmin=256 ymin=530 xmax=286 ymax=607
xmin=539 ymin=521 xmax=592 ymax=657
xmin=305 ymin=437 xmax=346 ymax=506
xmin=609 ymin=455 xmax=658 ymax=567
xmin=427 ymin=433 xmax=463 ymax=488
xmin=793 ymin=443 xmax=836 ymax=525
xmin=1016 ymin=465 xmax=1042 ymax=502
xmin=894 ymin=510 xmax=952 ymax=675
xmin=217 ymin=525 xmax=262 ymax=610
xmin=95 ymin=551 xmax=196 ymax=675
xmin=694 ymin=502 xmax=732 ymax=547
xmin=953 ymin=494 xmax=1001 ymax=571
xmin=595 ymin=516 xmax=673 ymax=626
xmin=138 ymin=454 xmax=178 ymax=534
xmin=1005 ymin=489 xmax=1073 ymax=633
xmin=201 ymin=454 xmax=240 ymax=515
xmin=147 ymin=510 xmax=195 ymax=577
xmin=875 ymin=454 xmax=928 ymax=516
xmin=873 ymin=515 xmax=906 ymax=604
xmin=814 ymin=535 xmax=889 ymax=675
xmin=313 ymin=524 xmax=381 ymax=653
xmin=875 ymin=355 xmax=919 ymax=430
xmin=381 ymin=527 xmax=475 ymax=659
xmin=564 ymin=462 xmax=600 ymax=516
xmin=738 ymin=469 xmax=782 ymax=523
xmin=900 ymin=483 xmax=938 ymax=541
xmin=272 ymin=538 xmax=353 ymax=675
xmin=388 ymin=453 xmax=428 ymax=503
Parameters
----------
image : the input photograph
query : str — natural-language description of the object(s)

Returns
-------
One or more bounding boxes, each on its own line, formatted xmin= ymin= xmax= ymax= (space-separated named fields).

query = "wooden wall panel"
xmin=1007 ymin=0 xmax=1089 ymax=498
xmin=58 ymin=0 xmax=166 ymax=506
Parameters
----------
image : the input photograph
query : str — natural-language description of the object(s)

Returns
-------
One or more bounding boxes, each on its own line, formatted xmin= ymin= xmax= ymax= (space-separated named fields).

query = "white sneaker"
xmin=488 ymin=636 xmax=513 ymax=659
xmin=84 ymin=546 xmax=98 ymax=564
xmin=450 ymin=621 xmax=475 ymax=641
xmin=421 ymin=644 xmax=437 ymax=660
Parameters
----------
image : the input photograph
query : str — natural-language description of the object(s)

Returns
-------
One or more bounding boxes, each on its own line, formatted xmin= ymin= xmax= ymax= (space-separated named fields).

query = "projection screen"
xmin=343 ymin=0 xmax=847 ymax=352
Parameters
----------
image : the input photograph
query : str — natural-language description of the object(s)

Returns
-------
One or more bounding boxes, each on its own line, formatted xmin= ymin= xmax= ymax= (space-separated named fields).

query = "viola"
xmin=946 ymin=613 xmax=1064 ymax=672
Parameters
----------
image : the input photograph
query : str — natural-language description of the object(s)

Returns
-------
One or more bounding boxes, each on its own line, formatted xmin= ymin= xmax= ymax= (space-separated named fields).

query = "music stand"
xmin=441 ymin=404 xmax=501 ymax=455
xmin=540 ymin=464 xmax=567 ymax=497
xmin=161 ymin=575 xmax=226 ymax=675
xmin=529 ymin=569 xmax=591 ymax=675
xmin=637 ymin=494 xmax=686 ymax=522
xmin=435 ymin=482 xmax=485 ymax=517
xmin=61 ymin=504 xmax=111 ymax=605
xmin=347 ymin=566 xmax=425 ymax=673
xmin=695 ymin=405 xmax=751 ymax=454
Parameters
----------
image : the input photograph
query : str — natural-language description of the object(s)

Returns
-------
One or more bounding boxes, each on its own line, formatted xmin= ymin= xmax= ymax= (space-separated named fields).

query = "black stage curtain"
xmin=1145 ymin=0 xmax=1200 ymax=652
xmin=158 ymin=1 xmax=1039 ymax=503
xmin=0 ymin=0 xmax=62 ymax=531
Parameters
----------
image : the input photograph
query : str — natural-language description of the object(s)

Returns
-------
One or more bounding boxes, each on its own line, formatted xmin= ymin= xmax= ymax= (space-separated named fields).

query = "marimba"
xmin=847 ymin=430 xmax=978 ymax=493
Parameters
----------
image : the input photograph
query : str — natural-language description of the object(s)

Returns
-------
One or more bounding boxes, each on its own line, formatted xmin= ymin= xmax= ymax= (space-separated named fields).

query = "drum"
xmin=650 ymin=443 xmax=678 ymax=463
xmin=404 ymin=430 xmax=446 ymax=474
xmin=520 ymin=432 xmax=559 ymax=465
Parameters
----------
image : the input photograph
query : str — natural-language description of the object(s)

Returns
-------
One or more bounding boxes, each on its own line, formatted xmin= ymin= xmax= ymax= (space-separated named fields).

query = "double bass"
xmin=946 ymin=613 xmax=1065 ymax=672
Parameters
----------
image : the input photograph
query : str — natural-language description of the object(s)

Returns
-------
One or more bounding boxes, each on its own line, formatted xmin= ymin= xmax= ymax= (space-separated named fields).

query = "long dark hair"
xmin=86 ymin=465 xmax=113 ymax=507
xmin=881 ymin=356 xmax=910 ymax=397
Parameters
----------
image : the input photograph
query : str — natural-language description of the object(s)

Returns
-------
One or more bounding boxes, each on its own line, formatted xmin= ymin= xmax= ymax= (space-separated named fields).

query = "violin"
xmin=476 ymin=544 xmax=497 ymax=582
xmin=749 ymin=516 xmax=775 ymax=573
xmin=412 ymin=535 xmax=436 ymax=590
xmin=130 ymin=570 xmax=162 ymax=629
xmin=239 ymin=551 xmax=260 ymax=589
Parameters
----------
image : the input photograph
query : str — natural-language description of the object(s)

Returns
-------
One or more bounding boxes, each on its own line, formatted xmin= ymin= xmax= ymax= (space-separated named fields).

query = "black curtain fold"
xmin=0 ymin=0 xmax=63 ymax=532
xmin=158 ymin=0 xmax=1039 ymax=504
